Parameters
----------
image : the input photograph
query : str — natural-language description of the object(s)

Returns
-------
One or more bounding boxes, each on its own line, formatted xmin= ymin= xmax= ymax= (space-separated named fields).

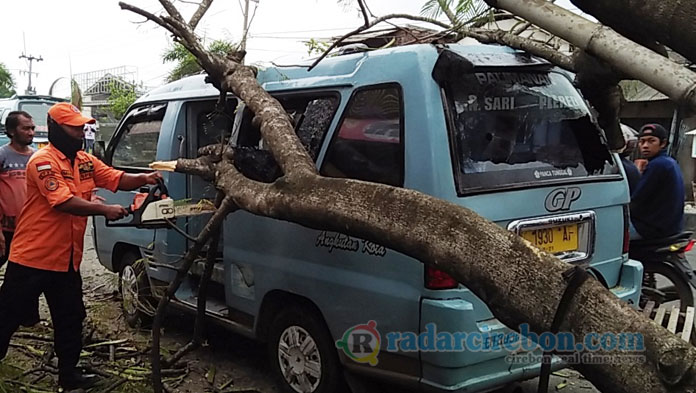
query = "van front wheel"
xmin=119 ymin=252 xmax=154 ymax=328
xmin=268 ymin=305 xmax=343 ymax=393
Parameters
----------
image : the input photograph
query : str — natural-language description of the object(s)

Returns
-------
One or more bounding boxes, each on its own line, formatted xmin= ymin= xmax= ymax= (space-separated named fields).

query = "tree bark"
xmin=121 ymin=1 xmax=696 ymax=392
xmin=570 ymin=0 xmax=696 ymax=64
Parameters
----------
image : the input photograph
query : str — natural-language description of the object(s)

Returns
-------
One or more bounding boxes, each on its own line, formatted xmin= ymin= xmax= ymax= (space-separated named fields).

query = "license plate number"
xmin=521 ymin=224 xmax=578 ymax=253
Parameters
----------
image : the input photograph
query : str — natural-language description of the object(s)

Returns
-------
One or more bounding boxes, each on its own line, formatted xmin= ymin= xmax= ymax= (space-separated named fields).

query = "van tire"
xmin=119 ymin=251 xmax=154 ymax=328
xmin=267 ymin=305 xmax=343 ymax=393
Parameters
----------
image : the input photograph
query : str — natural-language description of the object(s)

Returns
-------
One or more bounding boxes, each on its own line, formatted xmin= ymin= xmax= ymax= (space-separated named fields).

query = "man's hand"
xmin=103 ymin=204 xmax=129 ymax=221
xmin=635 ymin=159 xmax=648 ymax=173
xmin=0 ymin=231 xmax=5 ymax=258
xmin=118 ymin=171 xmax=163 ymax=191
xmin=143 ymin=171 xmax=163 ymax=185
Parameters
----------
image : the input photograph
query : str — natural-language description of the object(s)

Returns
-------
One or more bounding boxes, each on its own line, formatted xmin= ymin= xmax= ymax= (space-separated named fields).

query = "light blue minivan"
xmin=93 ymin=43 xmax=642 ymax=393
xmin=0 ymin=94 xmax=67 ymax=149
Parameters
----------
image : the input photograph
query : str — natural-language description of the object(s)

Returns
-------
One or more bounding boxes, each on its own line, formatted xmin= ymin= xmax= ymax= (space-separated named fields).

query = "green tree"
xmin=107 ymin=81 xmax=137 ymax=120
xmin=420 ymin=0 xmax=492 ymax=26
xmin=0 ymin=63 xmax=16 ymax=98
xmin=303 ymin=38 xmax=331 ymax=56
xmin=162 ymin=40 xmax=237 ymax=82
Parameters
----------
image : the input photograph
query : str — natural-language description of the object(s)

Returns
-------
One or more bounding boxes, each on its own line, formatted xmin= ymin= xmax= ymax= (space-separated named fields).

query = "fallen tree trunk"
xmin=570 ymin=0 xmax=696 ymax=65
xmin=121 ymin=1 xmax=696 ymax=392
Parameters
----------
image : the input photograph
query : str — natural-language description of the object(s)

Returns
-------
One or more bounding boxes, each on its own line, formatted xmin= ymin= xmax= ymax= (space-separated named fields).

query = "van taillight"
xmin=622 ymin=205 xmax=630 ymax=254
xmin=425 ymin=266 xmax=458 ymax=290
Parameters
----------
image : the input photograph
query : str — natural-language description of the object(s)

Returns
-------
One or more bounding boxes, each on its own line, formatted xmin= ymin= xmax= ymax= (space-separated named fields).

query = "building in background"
xmin=74 ymin=66 xmax=144 ymax=143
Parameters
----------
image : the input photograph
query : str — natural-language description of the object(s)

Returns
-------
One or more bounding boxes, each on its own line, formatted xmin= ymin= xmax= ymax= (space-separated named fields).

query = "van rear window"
xmin=446 ymin=71 xmax=619 ymax=194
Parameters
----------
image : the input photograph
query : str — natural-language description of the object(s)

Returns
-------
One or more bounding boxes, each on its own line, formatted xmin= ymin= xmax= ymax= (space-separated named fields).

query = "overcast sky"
xmin=0 ymin=0 xmax=580 ymax=97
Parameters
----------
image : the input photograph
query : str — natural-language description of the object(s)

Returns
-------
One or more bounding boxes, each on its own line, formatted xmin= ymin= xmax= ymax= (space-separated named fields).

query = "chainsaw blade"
xmin=173 ymin=201 xmax=217 ymax=217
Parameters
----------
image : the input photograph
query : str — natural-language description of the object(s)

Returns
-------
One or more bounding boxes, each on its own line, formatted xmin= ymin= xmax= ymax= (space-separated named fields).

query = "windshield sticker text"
xmin=539 ymin=95 xmax=581 ymax=110
xmin=534 ymin=168 xmax=573 ymax=179
xmin=474 ymin=72 xmax=551 ymax=86
xmin=460 ymin=95 xmax=580 ymax=112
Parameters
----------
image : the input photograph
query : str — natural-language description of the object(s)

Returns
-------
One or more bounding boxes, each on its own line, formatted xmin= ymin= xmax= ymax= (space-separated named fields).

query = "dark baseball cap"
xmin=638 ymin=123 xmax=668 ymax=140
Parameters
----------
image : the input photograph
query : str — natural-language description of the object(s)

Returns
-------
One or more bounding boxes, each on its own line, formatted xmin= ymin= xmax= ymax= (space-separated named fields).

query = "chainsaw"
xmin=106 ymin=178 xmax=215 ymax=229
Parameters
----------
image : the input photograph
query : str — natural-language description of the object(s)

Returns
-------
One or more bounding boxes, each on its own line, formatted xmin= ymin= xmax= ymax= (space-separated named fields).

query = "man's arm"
xmin=118 ymin=172 xmax=162 ymax=191
xmin=55 ymin=197 xmax=128 ymax=220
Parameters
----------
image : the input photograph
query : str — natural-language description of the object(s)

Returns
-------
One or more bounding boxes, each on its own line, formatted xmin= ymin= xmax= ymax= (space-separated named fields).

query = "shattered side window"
xmin=321 ymin=85 xmax=403 ymax=187
xmin=235 ymin=95 xmax=339 ymax=161
xmin=232 ymin=94 xmax=339 ymax=183
xmin=447 ymin=71 xmax=619 ymax=194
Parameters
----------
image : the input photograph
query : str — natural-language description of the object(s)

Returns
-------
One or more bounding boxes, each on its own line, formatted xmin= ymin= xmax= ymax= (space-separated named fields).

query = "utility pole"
xmin=19 ymin=53 xmax=43 ymax=95
xmin=240 ymin=0 xmax=250 ymax=53
xmin=239 ymin=0 xmax=259 ymax=63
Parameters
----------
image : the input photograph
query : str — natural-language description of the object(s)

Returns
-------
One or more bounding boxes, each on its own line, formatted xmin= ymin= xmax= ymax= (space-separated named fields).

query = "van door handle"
xmin=178 ymin=135 xmax=186 ymax=158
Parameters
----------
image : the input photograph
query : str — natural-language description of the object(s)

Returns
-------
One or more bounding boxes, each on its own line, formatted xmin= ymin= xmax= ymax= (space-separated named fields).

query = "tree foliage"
xmin=162 ymin=40 xmax=236 ymax=82
xmin=0 ymin=63 xmax=16 ymax=98
xmin=303 ymin=38 xmax=331 ymax=56
xmin=420 ymin=0 xmax=492 ymax=25
xmin=107 ymin=81 xmax=137 ymax=120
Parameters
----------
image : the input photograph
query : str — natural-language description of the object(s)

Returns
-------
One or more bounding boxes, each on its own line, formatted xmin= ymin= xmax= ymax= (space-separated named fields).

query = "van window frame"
xmin=105 ymin=101 xmax=167 ymax=172
xmin=183 ymin=95 xmax=239 ymax=158
xmin=319 ymin=83 xmax=405 ymax=187
xmin=440 ymin=72 xmax=623 ymax=197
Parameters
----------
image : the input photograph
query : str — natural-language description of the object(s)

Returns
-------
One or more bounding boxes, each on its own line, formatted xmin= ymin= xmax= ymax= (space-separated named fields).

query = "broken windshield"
xmin=446 ymin=70 xmax=619 ymax=194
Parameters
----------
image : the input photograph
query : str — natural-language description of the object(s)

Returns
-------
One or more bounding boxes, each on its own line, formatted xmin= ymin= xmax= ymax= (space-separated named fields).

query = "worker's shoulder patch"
xmin=44 ymin=176 xmax=59 ymax=192
xmin=35 ymin=161 xmax=52 ymax=172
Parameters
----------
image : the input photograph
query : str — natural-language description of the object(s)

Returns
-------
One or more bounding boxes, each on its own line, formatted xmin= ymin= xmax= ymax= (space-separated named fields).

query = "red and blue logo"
xmin=335 ymin=320 xmax=381 ymax=366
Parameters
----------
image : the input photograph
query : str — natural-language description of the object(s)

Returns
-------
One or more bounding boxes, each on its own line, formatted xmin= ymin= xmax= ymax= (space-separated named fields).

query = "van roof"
xmin=135 ymin=43 xmax=548 ymax=104
xmin=0 ymin=95 xmax=66 ymax=103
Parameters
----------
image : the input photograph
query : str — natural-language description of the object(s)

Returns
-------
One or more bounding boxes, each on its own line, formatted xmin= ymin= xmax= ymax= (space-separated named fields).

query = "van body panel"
xmin=223 ymin=212 xmax=424 ymax=363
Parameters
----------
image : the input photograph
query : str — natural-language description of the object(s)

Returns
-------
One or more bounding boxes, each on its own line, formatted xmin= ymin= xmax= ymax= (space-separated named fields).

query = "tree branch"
xmin=309 ymin=13 xmax=450 ymax=71
xmin=162 ymin=192 xmax=224 ymax=368
xmin=357 ymin=0 xmax=370 ymax=26
xmin=150 ymin=196 xmax=237 ymax=393
xmin=189 ymin=0 xmax=213 ymax=29
xmin=119 ymin=3 xmax=173 ymax=35
xmin=123 ymin=3 xmax=314 ymax=177
xmin=157 ymin=0 xmax=186 ymax=25
xmin=466 ymin=28 xmax=576 ymax=71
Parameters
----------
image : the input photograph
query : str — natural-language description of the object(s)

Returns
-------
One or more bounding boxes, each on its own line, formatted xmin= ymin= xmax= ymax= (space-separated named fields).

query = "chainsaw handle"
xmin=105 ymin=178 xmax=167 ymax=227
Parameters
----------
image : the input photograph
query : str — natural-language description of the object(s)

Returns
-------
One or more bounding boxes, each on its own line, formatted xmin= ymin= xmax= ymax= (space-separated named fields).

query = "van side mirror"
xmin=94 ymin=141 xmax=106 ymax=160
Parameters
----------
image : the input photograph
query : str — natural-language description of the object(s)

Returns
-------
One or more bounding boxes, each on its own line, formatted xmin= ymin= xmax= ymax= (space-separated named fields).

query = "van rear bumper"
xmin=608 ymin=258 xmax=643 ymax=308
xmin=420 ymin=355 xmax=564 ymax=393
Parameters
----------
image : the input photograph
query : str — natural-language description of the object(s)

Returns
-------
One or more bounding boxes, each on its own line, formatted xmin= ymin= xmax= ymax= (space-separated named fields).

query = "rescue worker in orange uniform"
xmin=0 ymin=103 xmax=161 ymax=390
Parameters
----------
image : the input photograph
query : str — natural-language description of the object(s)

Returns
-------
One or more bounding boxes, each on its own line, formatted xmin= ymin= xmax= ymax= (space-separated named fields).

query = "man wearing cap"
xmin=0 ymin=103 xmax=161 ymax=390
xmin=629 ymin=123 xmax=685 ymax=239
